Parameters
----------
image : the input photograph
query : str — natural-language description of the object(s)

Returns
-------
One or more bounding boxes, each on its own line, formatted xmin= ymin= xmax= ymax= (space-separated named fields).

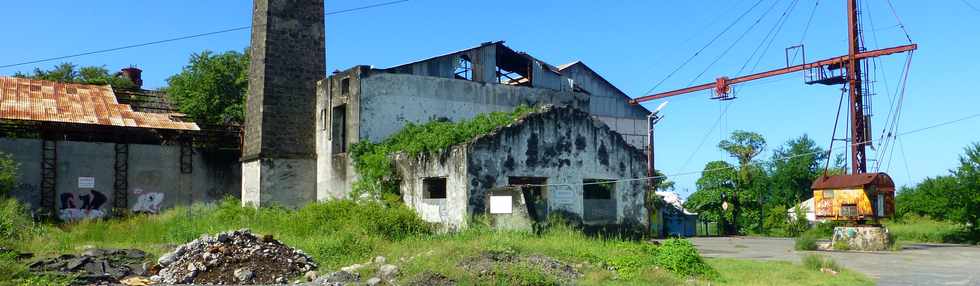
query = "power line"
xmin=961 ymin=0 xmax=980 ymax=14
xmin=0 ymin=0 xmax=409 ymax=69
xmin=641 ymin=0 xmax=768 ymax=96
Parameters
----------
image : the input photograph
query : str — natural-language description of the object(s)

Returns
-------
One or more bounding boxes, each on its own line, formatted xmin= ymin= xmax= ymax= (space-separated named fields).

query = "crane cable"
xmin=687 ymin=0 xmax=782 ymax=86
xmin=824 ymin=86 xmax=848 ymax=175
xmin=641 ymin=0 xmax=768 ymax=96
xmin=884 ymin=0 xmax=913 ymax=43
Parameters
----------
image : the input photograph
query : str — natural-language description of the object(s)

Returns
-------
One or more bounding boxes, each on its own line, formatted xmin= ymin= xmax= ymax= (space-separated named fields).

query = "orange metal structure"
xmin=630 ymin=0 xmax=915 ymax=223
xmin=811 ymin=173 xmax=895 ymax=222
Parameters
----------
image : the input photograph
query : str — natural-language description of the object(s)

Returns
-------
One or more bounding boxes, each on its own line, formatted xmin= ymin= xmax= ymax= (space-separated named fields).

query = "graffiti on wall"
xmin=59 ymin=190 xmax=107 ymax=221
xmin=131 ymin=188 xmax=165 ymax=214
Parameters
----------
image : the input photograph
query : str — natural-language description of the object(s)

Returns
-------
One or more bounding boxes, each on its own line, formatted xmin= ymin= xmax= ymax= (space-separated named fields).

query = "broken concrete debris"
xmin=27 ymin=248 xmax=149 ymax=285
xmin=153 ymin=229 xmax=317 ymax=284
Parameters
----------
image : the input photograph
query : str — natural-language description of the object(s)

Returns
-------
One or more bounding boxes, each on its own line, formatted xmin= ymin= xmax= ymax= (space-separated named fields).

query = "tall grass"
xmin=884 ymin=215 xmax=975 ymax=244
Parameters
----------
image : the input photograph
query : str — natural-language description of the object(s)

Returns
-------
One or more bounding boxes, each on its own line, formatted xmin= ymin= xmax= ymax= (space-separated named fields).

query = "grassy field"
xmin=0 ymin=198 xmax=871 ymax=285
xmin=883 ymin=216 xmax=977 ymax=244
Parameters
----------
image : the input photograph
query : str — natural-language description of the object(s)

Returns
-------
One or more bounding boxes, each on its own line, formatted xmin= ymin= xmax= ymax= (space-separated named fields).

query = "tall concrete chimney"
xmin=241 ymin=0 xmax=324 ymax=207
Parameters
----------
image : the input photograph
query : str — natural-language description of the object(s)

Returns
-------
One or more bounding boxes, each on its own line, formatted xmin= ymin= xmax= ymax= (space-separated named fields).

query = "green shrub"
xmin=0 ymin=152 xmax=18 ymax=197
xmin=801 ymin=254 xmax=839 ymax=272
xmin=831 ymin=240 xmax=850 ymax=251
xmin=653 ymin=239 xmax=716 ymax=278
xmin=605 ymin=242 xmax=658 ymax=280
xmin=0 ymin=198 xmax=34 ymax=246
xmin=794 ymin=231 xmax=818 ymax=251
xmin=884 ymin=215 xmax=974 ymax=244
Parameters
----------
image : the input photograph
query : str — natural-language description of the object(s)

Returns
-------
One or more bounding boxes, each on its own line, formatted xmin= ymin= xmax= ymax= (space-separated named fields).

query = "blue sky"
xmin=1 ymin=1 xmax=978 ymax=197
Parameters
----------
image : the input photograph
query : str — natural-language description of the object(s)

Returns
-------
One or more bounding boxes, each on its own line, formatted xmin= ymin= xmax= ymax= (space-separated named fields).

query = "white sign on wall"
xmin=78 ymin=177 xmax=95 ymax=189
xmin=489 ymin=195 xmax=513 ymax=214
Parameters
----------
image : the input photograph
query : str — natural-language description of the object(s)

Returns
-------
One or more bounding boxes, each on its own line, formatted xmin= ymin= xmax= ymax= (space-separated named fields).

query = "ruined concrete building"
xmin=0 ymin=76 xmax=241 ymax=220
xmin=314 ymin=42 xmax=652 ymax=228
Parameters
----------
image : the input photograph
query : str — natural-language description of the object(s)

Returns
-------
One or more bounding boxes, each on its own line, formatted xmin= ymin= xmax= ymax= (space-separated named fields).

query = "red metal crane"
xmin=631 ymin=0 xmax=915 ymax=175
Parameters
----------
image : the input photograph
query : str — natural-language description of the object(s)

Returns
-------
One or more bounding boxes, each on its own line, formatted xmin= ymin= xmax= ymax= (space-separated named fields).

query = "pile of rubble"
xmin=28 ymin=248 xmax=150 ymax=285
xmin=154 ymin=229 xmax=317 ymax=284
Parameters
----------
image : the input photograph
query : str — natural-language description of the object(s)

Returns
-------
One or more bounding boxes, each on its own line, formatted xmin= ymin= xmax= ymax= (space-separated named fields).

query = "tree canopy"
xmin=165 ymin=50 xmax=249 ymax=125
xmin=14 ymin=63 xmax=136 ymax=89
xmin=768 ymin=134 xmax=827 ymax=207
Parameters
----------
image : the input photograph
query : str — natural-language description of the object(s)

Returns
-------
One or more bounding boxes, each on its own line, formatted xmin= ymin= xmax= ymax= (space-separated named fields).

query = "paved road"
xmin=688 ymin=237 xmax=980 ymax=286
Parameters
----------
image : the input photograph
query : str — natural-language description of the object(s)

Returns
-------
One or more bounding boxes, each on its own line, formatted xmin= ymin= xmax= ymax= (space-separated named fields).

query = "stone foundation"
xmin=831 ymin=226 xmax=892 ymax=251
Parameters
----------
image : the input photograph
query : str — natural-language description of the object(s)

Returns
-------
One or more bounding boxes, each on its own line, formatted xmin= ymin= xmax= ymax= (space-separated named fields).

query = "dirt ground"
xmin=688 ymin=237 xmax=980 ymax=286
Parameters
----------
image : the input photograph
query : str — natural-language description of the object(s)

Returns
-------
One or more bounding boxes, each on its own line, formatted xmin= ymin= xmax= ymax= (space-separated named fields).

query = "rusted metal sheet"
xmin=811 ymin=172 xmax=895 ymax=191
xmin=0 ymin=77 xmax=198 ymax=131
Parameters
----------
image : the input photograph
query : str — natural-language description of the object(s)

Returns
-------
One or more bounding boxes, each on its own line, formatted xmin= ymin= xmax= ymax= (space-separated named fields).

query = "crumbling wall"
xmin=465 ymin=107 xmax=648 ymax=227
xmin=316 ymin=67 xmax=367 ymax=200
xmin=0 ymin=138 xmax=240 ymax=218
xmin=392 ymin=146 xmax=470 ymax=229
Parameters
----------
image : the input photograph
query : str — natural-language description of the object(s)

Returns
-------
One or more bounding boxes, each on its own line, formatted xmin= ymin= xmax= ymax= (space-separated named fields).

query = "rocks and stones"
xmin=407 ymin=271 xmax=456 ymax=286
xmin=27 ymin=248 xmax=148 ymax=285
xmin=305 ymin=270 xmax=319 ymax=281
xmin=831 ymin=226 xmax=892 ymax=251
xmin=373 ymin=256 xmax=387 ymax=264
xmin=366 ymin=277 xmax=382 ymax=286
xmin=155 ymin=229 xmax=318 ymax=284
xmin=378 ymin=264 xmax=399 ymax=280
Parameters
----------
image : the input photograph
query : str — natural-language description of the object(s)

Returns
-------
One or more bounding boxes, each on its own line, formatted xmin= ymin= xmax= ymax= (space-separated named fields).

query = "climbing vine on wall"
xmin=349 ymin=105 xmax=536 ymax=202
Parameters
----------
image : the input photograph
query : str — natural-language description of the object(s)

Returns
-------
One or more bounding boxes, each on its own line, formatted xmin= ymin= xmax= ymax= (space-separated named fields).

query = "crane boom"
xmin=628 ymin=44 xmax=917 ymax=104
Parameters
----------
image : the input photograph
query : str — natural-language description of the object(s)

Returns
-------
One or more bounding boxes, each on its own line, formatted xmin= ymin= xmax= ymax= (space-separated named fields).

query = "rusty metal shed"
xmin=811 ymin=172 xmax=895 ymax=191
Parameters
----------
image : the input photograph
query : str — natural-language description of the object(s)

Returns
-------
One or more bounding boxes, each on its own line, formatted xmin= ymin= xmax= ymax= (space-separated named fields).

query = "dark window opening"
xmin=509 ymin=177 xmax=548 ymax=222
xmin=583 ymin=179 xmax=614 ymax=200
xmin=423 ymin=177 xmax=447 ymax=199
xmin=341 ymin=77 xmax=351 ymax=95
xmin=320 ymin=109 xmax=327 ymax=131
xmin=454 ymin=55 xmax=472 ymax=80
xmin=331 ymin=105 xmax=347 ymax=153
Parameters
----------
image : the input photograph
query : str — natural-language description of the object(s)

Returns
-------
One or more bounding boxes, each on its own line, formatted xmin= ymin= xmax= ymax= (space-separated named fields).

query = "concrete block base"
xmin=831 ymin=226 xmax=892 ymax=251
xmin=241 ymin=158 xmax=316 ymax=208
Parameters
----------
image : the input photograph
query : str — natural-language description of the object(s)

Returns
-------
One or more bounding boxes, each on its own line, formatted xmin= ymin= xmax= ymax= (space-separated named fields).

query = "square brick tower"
xmin=241 ymin=0 xmax=324 ymax=207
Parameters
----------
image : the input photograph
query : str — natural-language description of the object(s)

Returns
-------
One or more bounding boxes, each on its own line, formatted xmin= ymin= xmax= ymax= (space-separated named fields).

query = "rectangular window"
xmin=341 ymin=77 xmax=351 ymax=95
xmin=331 ymin=105 xmax=347 ymax=153
xmin=423 ymin=177 xmax=447 ymax=199
xmin=822 ymin=190 xmax=835 ymax=199
xmin=583 ymin=179 xmax=614 ymax=200
xmin=454 ymin=55 xmax=473 ymax=80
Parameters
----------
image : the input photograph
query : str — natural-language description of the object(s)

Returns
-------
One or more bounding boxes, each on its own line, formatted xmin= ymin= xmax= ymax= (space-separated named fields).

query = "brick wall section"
xmin=244 ymin=0 xmax=325 ymax=160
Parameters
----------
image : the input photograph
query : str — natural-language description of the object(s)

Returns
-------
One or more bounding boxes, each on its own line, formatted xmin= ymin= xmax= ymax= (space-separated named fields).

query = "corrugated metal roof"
xmin=811 ymin=172 xmax=895 ymax=190
xmin=0 ymin=77 xmax=199 ymax=131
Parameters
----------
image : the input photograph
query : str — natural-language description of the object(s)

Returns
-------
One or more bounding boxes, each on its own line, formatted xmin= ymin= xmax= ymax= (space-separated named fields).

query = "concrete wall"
xmin=0 ymin=138 xmax=240 ymax=219
xmin=357 ymin=72 xmax=589 ymax=142
xmin=393 ymin=146 xmax=470 ymax=229
xmin=465 ymin=106 xmax=649 ymax=227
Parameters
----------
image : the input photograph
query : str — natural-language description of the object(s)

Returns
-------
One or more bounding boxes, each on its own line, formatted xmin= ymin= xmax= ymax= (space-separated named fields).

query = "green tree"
xmin=768 ymin=134 xmax=828 ymax=207
xmin=951 ymin=143 xmax=980 ymax=232
xmin=717 ymin=130 xmax=766 ymax=233
xmin=165 ymin=50 xmax=249 ymax=125
xmin=895 ymin=175 xmax=957 ymax=220
xmin=14 ymin=63 xmax=136 ymax=88
xmin=685 ymin=161 xmax=737 ymax=223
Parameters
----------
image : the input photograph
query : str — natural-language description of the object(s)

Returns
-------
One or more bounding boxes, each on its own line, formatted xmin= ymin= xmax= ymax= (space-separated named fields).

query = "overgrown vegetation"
xmin=165 ymin=50 xmax=250 ymax=125
xmin=794 ymin=231 xmax=819 ymax=251
xmin=0 ymin=197 xmax=873 ymax=285
xmin=884 ymin=215 xmax=974 ymax=244
xmin=801 ymin=254 xmax=840 ymax=272
xmin=349 ymin=105 xmax=535 ymax=200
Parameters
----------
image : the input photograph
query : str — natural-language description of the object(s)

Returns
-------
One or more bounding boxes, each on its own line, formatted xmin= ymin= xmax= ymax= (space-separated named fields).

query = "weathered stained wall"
xmin=0 ymin=138 xmax=240 ymax=219
xmin=393 ymin=146 xmax=470 ymax=229
xmin=465 ymin=107 xmax=649 ymax=227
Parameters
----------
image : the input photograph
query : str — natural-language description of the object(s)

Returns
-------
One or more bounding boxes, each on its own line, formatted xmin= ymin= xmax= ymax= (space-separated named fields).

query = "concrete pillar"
xmin=241 ymin=0 xmax=324 ymax=207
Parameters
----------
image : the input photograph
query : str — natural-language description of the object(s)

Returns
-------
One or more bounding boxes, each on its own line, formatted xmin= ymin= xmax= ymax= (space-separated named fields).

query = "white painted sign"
xmin=489 ymin=195 xmax=513 ymax=214
xmin=78 ymin=177 xmax=95 ymax=189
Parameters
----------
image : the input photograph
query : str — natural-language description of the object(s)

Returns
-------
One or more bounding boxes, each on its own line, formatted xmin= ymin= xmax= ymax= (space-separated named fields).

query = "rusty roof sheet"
xmin=811 ymin=172 xmax=895 ymax=190
xmin=0 ymin=77 xmax=198 ymax=131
